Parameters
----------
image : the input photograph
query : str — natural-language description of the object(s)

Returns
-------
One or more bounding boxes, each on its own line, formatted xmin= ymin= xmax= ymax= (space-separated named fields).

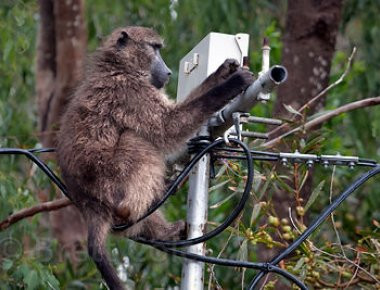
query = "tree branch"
xmin=0 ymin=198 xmax=72 ymax=231
xmin=262 ymin=96 xmax=380 ymax=148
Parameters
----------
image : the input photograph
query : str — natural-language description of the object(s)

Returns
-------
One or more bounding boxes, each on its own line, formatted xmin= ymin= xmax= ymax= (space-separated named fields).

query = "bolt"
xmin=306 ymin=160 xmax=313 ymax=168
xmin=281 ymin=158 xmax=288 ymax=166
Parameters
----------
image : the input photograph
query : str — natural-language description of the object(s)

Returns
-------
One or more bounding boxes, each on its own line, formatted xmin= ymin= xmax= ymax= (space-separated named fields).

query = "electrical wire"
xmin=0 ymin=148 xmax=68 ymax=195
xmin=131 ymin=138 xmax=253 ymax=247
xmin=112 ymin=138 xmax=248 ymax=231
xmin=1 ymin=145 xmax=379 ymax=289
xmin=149 ymin=245 xmax=308 ymax=290
xmin=248 ymin=165 xmax=380 ymax=289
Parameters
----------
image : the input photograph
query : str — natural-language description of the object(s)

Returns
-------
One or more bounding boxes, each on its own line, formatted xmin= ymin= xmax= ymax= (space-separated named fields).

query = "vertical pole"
xmin=257 ymin=38 xmax=271 ymax=101
xmin=181 ymin=126 xmax=210 ymax=290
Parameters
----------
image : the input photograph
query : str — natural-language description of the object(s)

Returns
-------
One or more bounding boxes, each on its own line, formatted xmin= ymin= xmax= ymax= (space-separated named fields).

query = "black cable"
xmin=213 ymin=153 xmax=278 ymax=162
xmin=248 ymin=165 xmax=380 ymax=289
xmin=131 ymin=138 xmax=253 ymax=247
xmin=149 ymin=246 xmax=307 ymax=290
xmin=213 ymin=147 xmax=280 ymax=158
xmin=1 ymin=146 xmax=379 ymax=289
xmin=28 ymin=148 xmax=55 ymax=153
xmin=0 ymin=142 xmax=308 ymax=287
xmin=358 ymin=158 xmax=378 ymax=165
xmin=0 ymin=148 xmax=68 ymax=197
xmin=216 ymin=148 xmax=378 ymax=168
xmin=113 ymin=137 xmax=227 ymax=231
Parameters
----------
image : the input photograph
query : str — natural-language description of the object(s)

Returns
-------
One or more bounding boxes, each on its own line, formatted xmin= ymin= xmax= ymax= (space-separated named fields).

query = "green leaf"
xmin=208 ymin=179 xmax=230 ymax=193
xmin=298 ymin=171 xmax=309 ymax=192
xmin=209 ymin=190 xmax=238 ymax=209
xmin=283 ymin=104 xmax=302 ymax=116
xmin=3 ymin=41 xmax=13 ymax=61
xmin=293 ymin=257 xmax=305 ymax=271
xmin=24 ymin=270 xmax=39 ymax=290
xmin=215 ymin=163 xmax=228 ymax=178
xmin=274 ymin=173 xmax=294 ymax=194
xmin=38 ymin=267 xmax=60 ymax=290
xmin=302 ymin=135 xmax=326 ymax=152
xmin=304 ymin=180 xmax=325 ymax=212
xmin=2 ymin=258 xmax=13 ymax=271
xmin=250 ymin=202 xmax=262 ymax=226
xmin=238 ymin=240 xmax=248 ymax=261
xmin=45 ymin=272 xmax=60 ymax=290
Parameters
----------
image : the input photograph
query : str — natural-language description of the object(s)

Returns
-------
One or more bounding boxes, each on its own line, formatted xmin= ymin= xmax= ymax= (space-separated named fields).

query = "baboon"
xmin=56 ymin=26 xmax=254 ymax=289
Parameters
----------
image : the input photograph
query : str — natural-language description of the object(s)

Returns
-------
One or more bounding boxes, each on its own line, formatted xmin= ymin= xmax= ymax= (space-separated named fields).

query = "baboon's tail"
xmin=87 ymin=214 xmax=124 ymax=290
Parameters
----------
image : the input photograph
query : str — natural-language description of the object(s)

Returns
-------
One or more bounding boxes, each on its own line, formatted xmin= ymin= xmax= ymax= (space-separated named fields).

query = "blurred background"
xmin=0 ymin=0 xmax=379 ymax=289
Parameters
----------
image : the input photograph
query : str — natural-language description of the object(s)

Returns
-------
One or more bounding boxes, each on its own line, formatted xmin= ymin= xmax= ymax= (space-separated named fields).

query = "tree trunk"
xmin=36 ymin=0 xmax=87 ymax=260
xmin=271 ymin=0 xmax=343 ymax=219
xmin=273 ymin=0 xmax=343 ymax=120
xmin=257 ymin=2 xmax=343 ymax=286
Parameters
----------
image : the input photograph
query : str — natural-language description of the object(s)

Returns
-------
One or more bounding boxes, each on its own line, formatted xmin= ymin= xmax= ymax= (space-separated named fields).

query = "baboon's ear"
xmin=117 ymin=31 xmax=129 ymax=48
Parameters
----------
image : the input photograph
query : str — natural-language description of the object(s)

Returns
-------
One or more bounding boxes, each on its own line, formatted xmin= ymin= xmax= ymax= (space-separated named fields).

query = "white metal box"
xmin=176 ymin=32 xmax=249 ymax=102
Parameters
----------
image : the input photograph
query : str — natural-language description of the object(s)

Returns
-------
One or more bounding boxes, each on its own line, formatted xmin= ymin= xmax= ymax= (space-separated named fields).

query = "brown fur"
xmin=56 ymin=26 xmax=253 ymax=289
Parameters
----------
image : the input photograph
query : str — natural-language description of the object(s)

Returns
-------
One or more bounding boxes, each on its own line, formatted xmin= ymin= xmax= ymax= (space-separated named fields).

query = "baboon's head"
xmin=100 ymin=26 xmax=172 ymax=89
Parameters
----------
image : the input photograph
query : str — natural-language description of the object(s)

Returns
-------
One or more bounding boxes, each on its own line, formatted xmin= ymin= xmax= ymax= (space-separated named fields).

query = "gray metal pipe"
xmin=209 ymin=65 xmax=288 ymax=136
xmin=180 ymin=126 xmax=210 ymax=290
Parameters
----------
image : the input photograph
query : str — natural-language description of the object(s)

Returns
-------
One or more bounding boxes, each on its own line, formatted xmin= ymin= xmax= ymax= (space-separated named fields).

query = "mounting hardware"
xmin=306 ymin=160 xmax=314 ymax=168
xmin=257 ymin=37 xmax=272 ymax=101
xmin=320 ymin=154 xmax=358 ymax=167
xmin=281 ymin=157 xmax=288 ymax=166
xmin=279 ymin=151 xmax=318 ymax=166
xmin=224 ymin=112 xmax=277 ymax=141
xmin=245 ymin=116 xmax=282 ymax=126
xmin=184 ymin=53 xmax=200 ymax=74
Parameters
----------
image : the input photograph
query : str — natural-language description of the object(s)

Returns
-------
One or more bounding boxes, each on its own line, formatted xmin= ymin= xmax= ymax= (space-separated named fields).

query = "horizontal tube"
xmin=246 ymin=116 xmax=282 ymax=126
xmin=209 ymin=65 xmax=287 ymax=136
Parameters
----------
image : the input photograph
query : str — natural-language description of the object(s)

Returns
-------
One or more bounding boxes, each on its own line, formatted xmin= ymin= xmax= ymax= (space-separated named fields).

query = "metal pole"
xmin=181 ymin=126 xmax=210 ymax=290
xmin=208 ymin=65 xmax=288 ymax=136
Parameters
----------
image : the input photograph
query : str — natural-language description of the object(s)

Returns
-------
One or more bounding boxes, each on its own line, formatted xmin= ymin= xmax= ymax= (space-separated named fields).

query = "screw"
xmin=306 ymin=160 xmax=314 ymax=168
xmin=281 ymin=158 xmax=288 ymax=166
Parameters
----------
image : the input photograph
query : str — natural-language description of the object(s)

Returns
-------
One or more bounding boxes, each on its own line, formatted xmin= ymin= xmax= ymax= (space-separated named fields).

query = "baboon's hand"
xmin=214 ymin=58 xmax=240 ymax=80
xmin=224 ymin=68 xmax=255 ymax=96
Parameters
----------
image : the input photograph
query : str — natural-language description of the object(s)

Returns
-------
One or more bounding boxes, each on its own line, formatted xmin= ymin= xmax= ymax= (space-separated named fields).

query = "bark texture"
xmin=271 ymin=0 xmax=343 ymax=219
xmin=273 ymin=0 xmax=343 ymax=121
xmin=36 ymin=0 xmax=87 ymax=260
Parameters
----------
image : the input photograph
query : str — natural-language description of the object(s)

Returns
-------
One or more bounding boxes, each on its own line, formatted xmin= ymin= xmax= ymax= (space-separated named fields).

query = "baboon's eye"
xmin=117 ymin=31 xmax=129 ymax=48
xmin=151 ymin=43 xmax=162 ymax=50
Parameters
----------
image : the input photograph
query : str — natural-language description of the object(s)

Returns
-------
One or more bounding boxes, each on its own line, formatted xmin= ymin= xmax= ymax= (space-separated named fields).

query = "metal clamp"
xmin=277 ymin=151 xmax=360 ymax=169
xmin=223 ymin=112 xmax=281 ymax=142
xmin=320 ymin=153 xmax=358 ymax=169
xmin=279 ymin=150 xmax=318 ymax=167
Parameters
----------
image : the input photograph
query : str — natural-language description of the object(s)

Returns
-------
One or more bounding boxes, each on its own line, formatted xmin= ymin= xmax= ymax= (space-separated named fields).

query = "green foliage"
xmin=0 ymin=0 xmax=38 ymax=148
xmin=0 ymin=0 xmax=380 ymax=289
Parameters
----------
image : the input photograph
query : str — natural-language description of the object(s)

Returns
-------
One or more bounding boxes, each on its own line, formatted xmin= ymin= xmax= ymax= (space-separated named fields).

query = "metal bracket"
xmin=184 ymin=53 xmax=200 ymax=74
xmin=235 ymin=33 xmax=249 ymax=65
xmin=320 ymin=153 xmax=358 ymax=169
xmin=279 ymin=150 xmax=318 ymax=168
xmin=257 ymin=38 xmax=271 ymax=101
xmin=223 ymin=112 xmax=282 ymax=142
xmin=278 ymin=151 xmax=359 ymax=169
